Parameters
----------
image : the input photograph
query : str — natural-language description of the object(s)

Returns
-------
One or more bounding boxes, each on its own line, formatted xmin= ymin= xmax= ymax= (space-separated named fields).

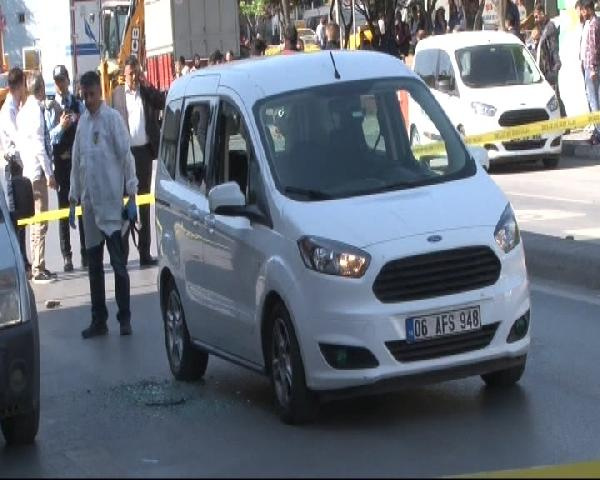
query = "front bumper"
xmin=0 ymin=303 xmax=39 ymax=420
xmin=485 ymin=135 xmax=562 ymax=164
xmin=289 ymin=229 xmax=530 ymax=392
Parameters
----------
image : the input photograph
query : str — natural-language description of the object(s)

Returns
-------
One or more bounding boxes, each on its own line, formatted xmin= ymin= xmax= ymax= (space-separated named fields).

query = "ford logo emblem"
xmin=427 ymin=235 xmax=442 ymax=243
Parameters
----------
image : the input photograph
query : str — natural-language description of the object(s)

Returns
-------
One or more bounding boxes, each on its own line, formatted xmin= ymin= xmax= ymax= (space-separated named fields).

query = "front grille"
xmin=372 ymin=246 xmax=501 ymax=303
xmin=503 ymin=139 xmax=546 ymax=151
xmin=386 ymin=322 xmax=499 ymax=362
xmin=498 ymin=109 xmax=549 ymax=127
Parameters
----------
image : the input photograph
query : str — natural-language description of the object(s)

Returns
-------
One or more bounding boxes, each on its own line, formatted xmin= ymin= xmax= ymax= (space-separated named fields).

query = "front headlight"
xmin=0 ymin=271 xmax=21 ymax=328
xmin=494 ymin=204 xmax=521 ymax=254
xmin=471 ymin=102 xmax=497 ymax=117
xmin=298 ymin=236 xmax=370 ymax=278
xmin=547 ymin=95 xmax=559 ymax=112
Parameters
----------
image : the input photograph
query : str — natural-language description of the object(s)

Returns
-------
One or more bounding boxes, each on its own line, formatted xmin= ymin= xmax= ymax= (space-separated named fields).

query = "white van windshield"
xmin=254 ymin=78 xmax=474 ymax=201
xmin=456 ymin=44 xmax=543 ymax=88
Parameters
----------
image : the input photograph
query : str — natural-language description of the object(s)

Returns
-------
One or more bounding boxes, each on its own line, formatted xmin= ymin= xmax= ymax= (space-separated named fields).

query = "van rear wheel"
xmin=1 ymin=405 xmax=39 ymax=445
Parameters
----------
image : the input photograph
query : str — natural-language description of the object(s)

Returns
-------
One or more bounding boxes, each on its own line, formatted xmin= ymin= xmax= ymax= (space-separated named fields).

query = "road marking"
xmin=457 ymin=459 xmax=600 ymax=478
xmin=514 ymin=209 xmax=586 ymax=223
xmin=506 ymin=192 xmax=595 ymax=205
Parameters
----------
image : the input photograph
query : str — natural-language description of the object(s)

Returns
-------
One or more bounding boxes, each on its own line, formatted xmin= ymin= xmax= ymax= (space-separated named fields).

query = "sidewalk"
xmin=561 ymin=131 xmax=600 ymax=159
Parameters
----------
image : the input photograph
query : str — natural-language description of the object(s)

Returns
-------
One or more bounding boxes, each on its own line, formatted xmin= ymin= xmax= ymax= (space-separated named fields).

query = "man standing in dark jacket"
xmin=46 ymin=65 xmax=87 ymax=272
xmin=112 ymin=55 xmax=165 ymax=267
xmin=534 ymin=3 xmax=565 ymax=117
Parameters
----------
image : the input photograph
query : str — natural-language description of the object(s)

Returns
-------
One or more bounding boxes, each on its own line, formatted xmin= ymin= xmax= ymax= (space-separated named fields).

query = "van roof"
xmin=415 ymin=31 xmax=523 ymax=53
xmin=167 ymin=50 xmax=418 ymax=104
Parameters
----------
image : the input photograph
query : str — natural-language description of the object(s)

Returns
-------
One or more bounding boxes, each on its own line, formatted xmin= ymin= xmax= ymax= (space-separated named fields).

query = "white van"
xmin=155 ymin=51 xmax=530 ymax=424
xmin=412 ymin=31 xmax=562 ymax=168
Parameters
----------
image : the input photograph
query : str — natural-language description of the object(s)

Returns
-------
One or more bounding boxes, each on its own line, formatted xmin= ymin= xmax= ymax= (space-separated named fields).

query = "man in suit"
xmin=112 ymin=55 xmax=165 ymax=267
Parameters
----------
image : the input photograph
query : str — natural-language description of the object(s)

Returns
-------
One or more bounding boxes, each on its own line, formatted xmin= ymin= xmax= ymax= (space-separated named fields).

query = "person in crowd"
xmin=409 ymin=3 xmax=429 ymax=52
xmin=315 ymin=17 xmax=327 ymax=49
xmin=17 ymin=72 xmax=57 ymax=284
xmin=179 ymin=56 xmax=190 ymax=75
xmin=69 ymin=71 xmax=138 ymax=339
xmin=434 ymin=7 xmax=448 ymax=35
xmin=45 ymin=65 xmax=87 ymax=272
xmin=395 ymin=18 xmax=411 ymax=57
xmin=324 ymin=22 xmax=341 ymax=49
xmin=505 ymin=0 xmax=521 ymax=38
xmin=225 ymin=50 xmax=235 ymax=62
xmin=526 ymin=26 xmax=541 ymax=54
xmin=251 ymin=38 xmax=267 ymax=57
xmin=190 ymin=53 xmax=202 ymax=71
xmin=448 ymin=0 xmax=466 ymax=32
xmin=208 ymin=50 xmax=224 ymax=65
xmin=581 ymin=0 xmax=600 ymax=144
xmin=174 ymin=57 xmax=186 ymax=79
xmin=282 ymin=24 xmax=299 ymax=54
xmin=112 ymin=55 xmax=165 ymax=267
xmin=0 ymin=67 xmax=29 ymax=274
xmin=534 ymin=3 xmax=565 ymax=117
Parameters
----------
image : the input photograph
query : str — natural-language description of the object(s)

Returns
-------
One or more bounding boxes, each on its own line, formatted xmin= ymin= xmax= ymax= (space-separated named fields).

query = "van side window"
xmin=437 ymin=51 xmax=456 ymax=91
xmin=179 ymin=102 xmax=211 ymax=191
xmin=213 ymin=101 xmax=253 ymax=202
xmin=160 ymin=99 xmax=182 ymax=179
xmin=413 ymin=49 xmax=438 ymax=88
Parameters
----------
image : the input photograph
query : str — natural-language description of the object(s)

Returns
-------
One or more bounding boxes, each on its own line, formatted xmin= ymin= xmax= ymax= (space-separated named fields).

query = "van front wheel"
xmin=268 ymin=302 xmax=319 ymax=424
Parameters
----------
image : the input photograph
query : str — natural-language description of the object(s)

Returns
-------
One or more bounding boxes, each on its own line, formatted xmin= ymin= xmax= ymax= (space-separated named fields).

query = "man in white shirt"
xmin=315 ymin=17 xmax=327 ymax=49
xmin=69 ymin=70 xmax=138 ymax=339
xmin=0 ymin=67 xmax=29 ymax=272
xmin=17 ymin=72 xmax=57 ymax=284
xmin=112 ymin=55 xmax=165 ymax=267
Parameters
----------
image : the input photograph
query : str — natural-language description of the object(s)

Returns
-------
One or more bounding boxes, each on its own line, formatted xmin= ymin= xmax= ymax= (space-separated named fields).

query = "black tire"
xmin=1 ymin=406 xmax=39 ymax=445
xmin=162 ymin=280 xmax=208 ymax=381
xmin=481 ymin=357 xmax=526 ymax=388
xmin=543 ymin=157 xmax=559 ymax=169
xmin=268 ymin=302 xmax=319 ymax=425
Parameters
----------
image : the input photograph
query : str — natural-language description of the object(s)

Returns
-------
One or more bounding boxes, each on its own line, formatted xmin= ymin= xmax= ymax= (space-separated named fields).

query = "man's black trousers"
xmin=54 ymin=155 xmax=86 ymax=260
xmin=124 ymin=144 xmax=153 ymax=261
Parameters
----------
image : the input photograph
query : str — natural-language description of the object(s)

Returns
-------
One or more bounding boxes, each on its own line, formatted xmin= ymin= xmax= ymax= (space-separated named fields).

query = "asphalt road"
xmin=2 ymin=159 xmax=600 ymax=476
xmin=491 ymin=155 xmax=600 ymax=245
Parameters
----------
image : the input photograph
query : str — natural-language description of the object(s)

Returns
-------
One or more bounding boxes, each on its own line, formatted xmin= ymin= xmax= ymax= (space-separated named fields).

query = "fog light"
xmin=484 ymin=144 xmax=498 ymax=151
xmin=551 ymin=137 xmax=561 ymax=147
xmin=507 ymin=310 xmax=530 ymax=343
xmin=319 ymin=344 xmax=379 ymax=370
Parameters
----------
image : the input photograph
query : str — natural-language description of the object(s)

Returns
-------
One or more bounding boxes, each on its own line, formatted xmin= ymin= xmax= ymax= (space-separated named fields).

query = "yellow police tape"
xmin=16 ymin=194 xmax=155 ymax=227
xmin=453 ymin=459 xmax=600 ymax=478
xmin=14 ymin=111 xmax=600 ymax=226
xmin=413 ymin=111 xmax=600 ymax=157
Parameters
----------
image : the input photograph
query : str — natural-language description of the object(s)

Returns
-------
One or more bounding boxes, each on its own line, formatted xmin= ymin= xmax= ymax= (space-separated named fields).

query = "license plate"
xmin=406 ymin=306 xmax=481 ymax=343
xmin=522 ymin=134 xmax=541 ymax=141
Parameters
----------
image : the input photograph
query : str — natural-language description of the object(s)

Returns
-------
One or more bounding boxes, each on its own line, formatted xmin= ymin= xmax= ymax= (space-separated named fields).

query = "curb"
xmin=522 ymin=231 xmax=600 ymax=290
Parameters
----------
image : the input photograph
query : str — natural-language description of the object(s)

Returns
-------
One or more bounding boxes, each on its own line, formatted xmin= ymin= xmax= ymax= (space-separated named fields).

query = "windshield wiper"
xmin=284 ymin=187 xmax=333 ymax=200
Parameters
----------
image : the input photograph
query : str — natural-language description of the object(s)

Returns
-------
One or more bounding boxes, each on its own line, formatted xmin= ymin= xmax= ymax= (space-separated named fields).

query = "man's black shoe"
xmin=139 ymin=255 xmax=158 ymax=268
xmin=120 ymin=321 xmax=132 ymax=336
xmin=64 ymin=255 xmax=74 ymax=273
xmin=82 ymin=322 xmax=108 ymax=339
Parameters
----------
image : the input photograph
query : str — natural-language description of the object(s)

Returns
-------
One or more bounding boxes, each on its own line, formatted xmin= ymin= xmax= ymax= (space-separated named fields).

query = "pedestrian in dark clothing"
xmin=45 ymin=65 xmax=87 ymax=272
xmin=434 ymin=7 xmax=448 ymax=34
xmin=505 ymin=0 xmax=521 ymax=37
xmin=534 ymin=3 xmax=565 ymax=117
xmin=282 ymin=24 xmax=299 ymax=54
xmin=324 ymin=23 xmax=341 ymax=49
xmin=395 ymin=19 xmax=411 ymax=57
xmin=70 ymin=70 xmax=138 ymax=339
xmin=112 ymin=55 xmax=166 ymax=267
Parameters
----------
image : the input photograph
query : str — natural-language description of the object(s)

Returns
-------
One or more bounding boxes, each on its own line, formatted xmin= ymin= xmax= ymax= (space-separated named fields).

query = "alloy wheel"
xmin=166 ymin=290 xmax=185 ymax=372
xmin=272 ymin=316 xmax=293 ymax=409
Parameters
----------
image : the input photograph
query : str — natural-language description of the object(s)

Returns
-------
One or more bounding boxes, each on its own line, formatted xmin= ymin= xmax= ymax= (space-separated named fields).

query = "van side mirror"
xmin=436 ymin=78 xmax=455 ymax=94
xmin=467 ymin=145 xmax=490 ymax=171
xmin=208 ymin=182 xmax=246 ymax=214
